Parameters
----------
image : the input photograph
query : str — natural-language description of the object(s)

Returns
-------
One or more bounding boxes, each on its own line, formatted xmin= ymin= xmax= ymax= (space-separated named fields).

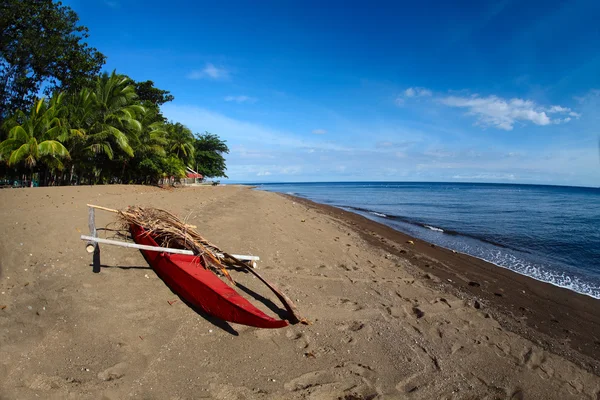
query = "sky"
xmin=64 ymin=0 xmax=600 ymax=186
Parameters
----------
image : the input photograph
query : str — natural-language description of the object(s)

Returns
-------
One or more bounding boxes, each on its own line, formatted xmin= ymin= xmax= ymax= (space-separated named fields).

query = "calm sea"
xmin=253 ymin=182 xmax=600 ymax=299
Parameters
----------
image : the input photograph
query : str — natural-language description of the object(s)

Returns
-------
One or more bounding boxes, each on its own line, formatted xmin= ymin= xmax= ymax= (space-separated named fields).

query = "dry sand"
xmin=0 ymin=185 xmax=599 ymax=399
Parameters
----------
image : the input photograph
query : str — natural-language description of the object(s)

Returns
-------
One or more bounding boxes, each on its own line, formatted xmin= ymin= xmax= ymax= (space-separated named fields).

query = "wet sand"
xmin=0 ymin=185 xmax=599 ymax=399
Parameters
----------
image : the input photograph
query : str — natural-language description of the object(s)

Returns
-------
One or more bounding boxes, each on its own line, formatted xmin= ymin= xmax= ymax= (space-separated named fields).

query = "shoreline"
xmin=347 ymin=205 xmax=599 ymax=301
xmin=282 ymin=193 xmax=600 ymax=375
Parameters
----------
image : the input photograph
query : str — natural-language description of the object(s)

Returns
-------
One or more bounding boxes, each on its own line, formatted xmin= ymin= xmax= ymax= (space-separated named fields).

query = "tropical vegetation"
xmin=0 ymin=0 xmax=229 ymax=187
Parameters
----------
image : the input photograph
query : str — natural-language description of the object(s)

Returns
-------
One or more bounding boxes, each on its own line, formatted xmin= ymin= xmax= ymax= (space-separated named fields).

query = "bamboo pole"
xmin=81 ymin=235 xmax=195 ymax=255
xmin=80 ymin=235 xmax=260 ymax=265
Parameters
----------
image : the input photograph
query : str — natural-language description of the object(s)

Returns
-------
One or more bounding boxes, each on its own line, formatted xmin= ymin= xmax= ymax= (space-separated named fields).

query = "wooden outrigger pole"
xmin=82 ymin=205 xmax=259 ymax=271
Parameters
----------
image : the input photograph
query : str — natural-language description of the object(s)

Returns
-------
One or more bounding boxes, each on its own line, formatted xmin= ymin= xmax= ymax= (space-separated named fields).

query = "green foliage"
xmin=193 ymin=132 xmax=229 ymax=178
xmin=0 ymin=73 xmax=229 ymax=185
xmin=166 ymin=122 xmax=195 ymax=166
xmin=131 ymin=80 xmax=174 ymax=106
xmin=0 ymin=3 xmax=228 ymax=186
xmin=0 ymin=0 xmax=106 ymax=118
xmin=0 ymin=94 xmax=70 ymax=172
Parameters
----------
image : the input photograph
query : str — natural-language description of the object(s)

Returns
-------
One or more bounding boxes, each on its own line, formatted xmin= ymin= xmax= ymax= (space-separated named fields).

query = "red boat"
xmin=130 ymin=224 xmax=289 ymax=329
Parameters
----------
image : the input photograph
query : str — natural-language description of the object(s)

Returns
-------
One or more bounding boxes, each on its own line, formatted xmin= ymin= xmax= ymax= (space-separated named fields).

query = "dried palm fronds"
xmin=115 ymin=206 xmax=234 ymax=282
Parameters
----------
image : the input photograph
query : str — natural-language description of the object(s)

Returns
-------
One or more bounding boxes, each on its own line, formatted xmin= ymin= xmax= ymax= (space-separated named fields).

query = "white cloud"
xmin=257 ymin=171 xmax=271 ymax=176
xmin=396 ymin=87 xmax=432 ymax=106
xmin=187 ymin=63 xmax=230 ymax=80
xmin=574 ymin=89 xmax=600 ymax=104
xmin=548 ymin=106 xmax=581 ymax=119
xmin=547 ymin=105 xmax=569 ymax=113
xmin=224 ymin=95 xmax=257 ymax=104
xmin=105 ymin=0 xmax=119 ymax=8
xmin=439 ymin=95 xmax=577 ymax=130
xmin=404 ymin=88 xmax=416 ymax=97
xmin=281 ymin=166 xmax=302 ymax=175
xmin=404 ymin=87 xmax=432 ymax=98
xmin=396 ymin=87 xmax=581 ymax=129
xmin=312 ymin=129 xmax=327 ymax=135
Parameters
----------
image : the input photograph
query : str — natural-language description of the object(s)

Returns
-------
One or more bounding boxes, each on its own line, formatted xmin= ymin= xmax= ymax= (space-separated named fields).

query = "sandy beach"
xmin=0 ymin=185 xmax=599 ymax=399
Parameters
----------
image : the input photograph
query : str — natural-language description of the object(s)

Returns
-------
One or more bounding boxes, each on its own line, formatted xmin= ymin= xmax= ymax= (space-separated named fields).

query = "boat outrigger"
xmin=81 ymin=204 xmax=306 ymax=329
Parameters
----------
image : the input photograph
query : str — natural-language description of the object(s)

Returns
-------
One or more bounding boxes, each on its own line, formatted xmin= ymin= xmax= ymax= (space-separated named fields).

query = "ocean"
xmin=254 ymin=182 xmax=600 ymax=299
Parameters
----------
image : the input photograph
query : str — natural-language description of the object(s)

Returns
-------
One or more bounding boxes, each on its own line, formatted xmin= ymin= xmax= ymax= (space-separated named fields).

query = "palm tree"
xmin=166 ymin=122 xmax=195 ymax=166
xmin=135 ymin=108 xmax=168 ymax=158
xmin=66 ymin=71 xmax=145 ymax=183
xmin=128 ymin=108 xmax=168 ymax=183
xmin=0 ymin=94 xmax=70 ymax=185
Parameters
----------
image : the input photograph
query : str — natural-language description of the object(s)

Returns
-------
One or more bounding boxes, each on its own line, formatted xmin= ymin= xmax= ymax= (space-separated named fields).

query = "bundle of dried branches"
xmin=116 ymin=206 xmax=234 ymax=281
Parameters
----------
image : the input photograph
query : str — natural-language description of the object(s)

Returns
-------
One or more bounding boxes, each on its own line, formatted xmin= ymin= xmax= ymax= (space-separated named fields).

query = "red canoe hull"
xmin=130 ymin=224 xmax=288 ymax=329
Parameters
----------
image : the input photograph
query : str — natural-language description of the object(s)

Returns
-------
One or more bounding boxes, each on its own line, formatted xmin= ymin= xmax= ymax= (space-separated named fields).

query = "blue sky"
xmin=65 ymin=0 xmax=600 ymax=186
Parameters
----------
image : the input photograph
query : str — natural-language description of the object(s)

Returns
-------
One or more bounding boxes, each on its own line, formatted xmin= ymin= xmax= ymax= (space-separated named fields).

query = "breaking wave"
xmin=424 ymin=225 xmax=444 ymax=232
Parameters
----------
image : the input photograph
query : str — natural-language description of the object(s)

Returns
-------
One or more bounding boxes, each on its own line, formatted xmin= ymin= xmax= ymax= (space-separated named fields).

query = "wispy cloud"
xmin=375 ymin=140 xmax=416 ymax=149
xmin=395 ymin=87 xmax=432 ymax=106
xmin=224 ymin=95 xmax=257 ymax=104
xmin=187 ymin=63 xmax=230 ymax=80
xmin=574 ymin=89 xmax=600 ymax=104
xmin=104 ymin=1 xmax=120 ymax=8
xmin=397 ymin=86 xmax=582 ymax=130
xmin=438 ymin=95 xmax=579 ymax=130
xmin=404 ymin=87 xmax=432 ymax=98
xmin=312 ymin=129 xmax=327 ymax=135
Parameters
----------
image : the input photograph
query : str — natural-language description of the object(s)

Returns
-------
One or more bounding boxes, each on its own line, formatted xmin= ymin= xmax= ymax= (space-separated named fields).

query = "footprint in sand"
xmin=395 ymin=370 xmax=433 ymax=395
xmin=97 ymin=362 xmax=128 ymax=382
xmin=538 ymin=364 xmax=554 ymax=380
xmin=286 ymin=330 xmax=311 ymax=349
xmin=338 ymin=320 xmax=367 ymax=344
xmin=334 ymin=298 xmax=363 ymax=311
xmin=494 ymin=341 xmax=511 ymax=357
xmin=451 ymin=342 xmax=464 ymax=354
xmin=347 ymin=321 xmax=364 ymax=331
xmin=510 ymin=389 xmax=525 ymax=400
xmin=412 ymin=307 xmax=425 ymax=319
xmin=284 ymin=362 xmax=378 ymax=399
xmin=522 ymin=347 xmax=546 ymax=370
xmin=254 ymin=328 xmax=281 ymax=340
xmin=28 ymin=374 xmax=64 ymax=391
xmin=567 ymin=380 xmax=584 ymax=395
xmin=386 ymin=306 xmax=408 ymax=319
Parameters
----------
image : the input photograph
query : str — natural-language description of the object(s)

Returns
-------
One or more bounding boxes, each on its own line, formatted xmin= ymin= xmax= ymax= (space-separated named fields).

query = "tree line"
xmin=0 ymin=0 xmax=228 ymax=186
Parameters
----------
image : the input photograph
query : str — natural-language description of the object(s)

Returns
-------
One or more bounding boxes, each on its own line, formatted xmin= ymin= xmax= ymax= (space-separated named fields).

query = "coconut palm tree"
xmin=66 ymin=71 xmax=145 ymax=183
xmin=135 ymin=108 xmax=168 ymax=158
xmin=0 ymin=94 xmax=70 ymax=185
xmin=127 ymin=108 xmax=169 ymax=183
xmin=166 ymin=122 xmax=195 ymax=166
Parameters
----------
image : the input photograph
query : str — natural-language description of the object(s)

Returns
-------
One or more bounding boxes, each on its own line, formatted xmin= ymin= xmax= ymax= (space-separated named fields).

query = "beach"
xmin=0 ymin=184 xmax=599 ymax=399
